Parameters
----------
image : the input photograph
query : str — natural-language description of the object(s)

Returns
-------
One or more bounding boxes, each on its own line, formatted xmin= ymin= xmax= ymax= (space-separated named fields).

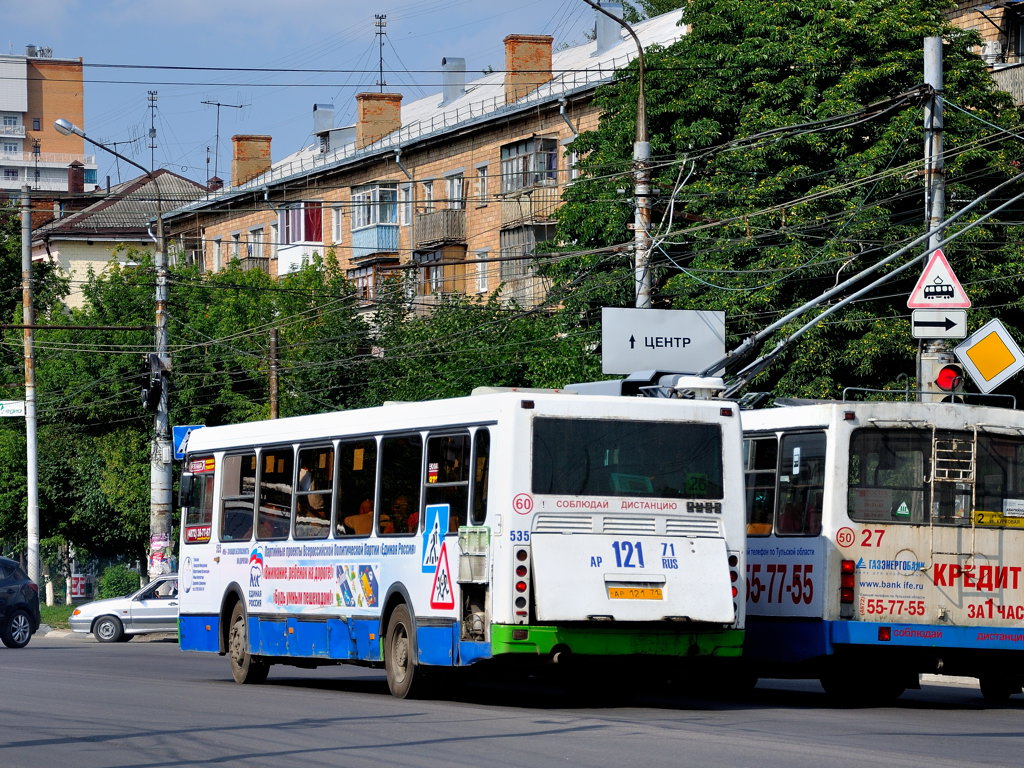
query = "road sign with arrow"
xmin=911 ymin=309 xmax=967 ymax=340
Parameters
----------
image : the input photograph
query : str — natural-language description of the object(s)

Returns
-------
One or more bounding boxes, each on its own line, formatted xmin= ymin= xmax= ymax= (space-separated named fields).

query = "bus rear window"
xmin=531 ymin=417 xmax=723 ymax=499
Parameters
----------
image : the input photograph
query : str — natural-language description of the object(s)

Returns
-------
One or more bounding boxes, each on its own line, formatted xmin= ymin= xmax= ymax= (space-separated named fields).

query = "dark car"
xmin=0 ymin=556 xmax=41 ymax=648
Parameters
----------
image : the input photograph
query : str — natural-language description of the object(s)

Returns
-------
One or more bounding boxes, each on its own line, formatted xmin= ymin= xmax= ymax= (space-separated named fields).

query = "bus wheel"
xmin=228 ymin=602 xmax=269 ymax=685
xmin=385 ymin=604 xmax=422 ymax=698
xmin=979 ymin=675 xmax=1019 ymax=704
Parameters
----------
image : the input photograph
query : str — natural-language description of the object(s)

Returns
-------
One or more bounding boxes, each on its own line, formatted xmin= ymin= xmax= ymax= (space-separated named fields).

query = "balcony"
xmin=414 ymin=208 xmax=465 ymax=248
xmin=991 ymin=63 xmax=1024 ymax=107
xmin=499 ymin=184 xmax=560 ymax=228
xmin=352 ymin=224 xmax=400 ymax=260
xmin=0 ymin=124 xmax=26 ymax=139
xmin=240 ymin=256 xmax=270 ymax=274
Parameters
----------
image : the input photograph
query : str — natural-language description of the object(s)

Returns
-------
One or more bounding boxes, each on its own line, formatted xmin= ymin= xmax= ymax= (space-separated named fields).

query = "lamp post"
xmin=580 ymin=0 xmax=651 ymax=308
xmin=54 ymin=118 xmax=173 ymax=582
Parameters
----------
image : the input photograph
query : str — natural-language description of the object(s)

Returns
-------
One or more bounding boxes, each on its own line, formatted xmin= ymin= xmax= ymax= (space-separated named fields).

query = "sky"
xmin=7 ymin=0 xmax=602 ymax=186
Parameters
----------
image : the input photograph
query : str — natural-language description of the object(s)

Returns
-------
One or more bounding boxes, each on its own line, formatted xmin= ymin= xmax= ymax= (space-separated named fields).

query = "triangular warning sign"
xmin=907 ymin=249 xmax=971 ymax=308
xmin=429 ymin=542 xmax=455 ymax=609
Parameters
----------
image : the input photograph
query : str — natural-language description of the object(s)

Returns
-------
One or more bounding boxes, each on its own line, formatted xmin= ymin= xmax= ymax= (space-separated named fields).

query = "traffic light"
xmin=141 ymin=353 xmax=166 ymax=410
xmin=935 ymin=362 xmax=965 ymax=402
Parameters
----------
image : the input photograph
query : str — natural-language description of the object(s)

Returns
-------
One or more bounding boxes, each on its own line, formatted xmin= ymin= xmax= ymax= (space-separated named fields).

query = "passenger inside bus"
xmin=342 ymin=498 xmax=374 ymax=535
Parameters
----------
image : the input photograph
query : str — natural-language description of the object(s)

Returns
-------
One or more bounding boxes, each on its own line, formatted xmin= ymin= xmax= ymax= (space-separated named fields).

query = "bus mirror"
xmin=178 ymin=474 xmax=192 ymax=504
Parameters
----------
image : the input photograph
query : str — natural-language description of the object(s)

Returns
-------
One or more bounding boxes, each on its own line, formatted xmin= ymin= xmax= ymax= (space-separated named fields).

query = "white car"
xmin=69 ymin=575 xmax=178 ymax=642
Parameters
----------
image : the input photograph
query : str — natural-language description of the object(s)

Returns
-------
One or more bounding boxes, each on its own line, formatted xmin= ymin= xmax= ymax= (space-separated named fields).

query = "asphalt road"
xmin=2 ymin=628 xmax=1022 ymax=768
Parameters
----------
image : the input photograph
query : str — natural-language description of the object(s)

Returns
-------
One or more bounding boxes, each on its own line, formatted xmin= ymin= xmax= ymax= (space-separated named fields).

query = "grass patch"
xmin=39 ymin=603 xmax=76 ymax=630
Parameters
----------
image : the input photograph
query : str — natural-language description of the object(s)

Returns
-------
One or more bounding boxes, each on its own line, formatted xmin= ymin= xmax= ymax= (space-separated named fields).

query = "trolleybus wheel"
xmin=228 ymin=602 xmax=269 ymax=685
xmin=385 ymin=604 xmax=422 ymax=698
xmin=979 ymin=675 xmax=1018 ymax=703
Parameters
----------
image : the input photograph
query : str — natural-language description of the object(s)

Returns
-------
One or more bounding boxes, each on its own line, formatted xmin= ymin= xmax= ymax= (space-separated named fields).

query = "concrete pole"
xmin=150 ymin=181 xmax=174 ymax=580
xmin=919 ymin=36 xmax=947 ymax=402
xmin=21 ymin=185 xmax=39 ymax=586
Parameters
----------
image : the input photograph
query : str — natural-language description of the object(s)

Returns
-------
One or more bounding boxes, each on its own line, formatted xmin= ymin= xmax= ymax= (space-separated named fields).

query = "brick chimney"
xmin=504 ymin=34 xmax=553 ymax=105
xmin=231 ymin=135 xmax=272 ymax=187
xmin=207 ymin=176 xmax=223 ymax=192
xmin=355 ymin=92 xmax=403 ymax=149
xmin=67 ymin=160 xmax=85 ymax=194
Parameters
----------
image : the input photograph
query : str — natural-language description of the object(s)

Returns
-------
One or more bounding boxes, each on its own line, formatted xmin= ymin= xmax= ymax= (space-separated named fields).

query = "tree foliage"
xmin=550 ymin=0 xmax=1024 ymax=398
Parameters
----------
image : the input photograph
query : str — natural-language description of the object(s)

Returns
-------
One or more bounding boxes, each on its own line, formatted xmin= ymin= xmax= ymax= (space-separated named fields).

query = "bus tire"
xmin=228 ymin=602 xmax=269 ymax=685
xmin=385 ymin=604 xmax=422 ymax=699
xmin=979 ymin=675 xmax=1018 ymax=703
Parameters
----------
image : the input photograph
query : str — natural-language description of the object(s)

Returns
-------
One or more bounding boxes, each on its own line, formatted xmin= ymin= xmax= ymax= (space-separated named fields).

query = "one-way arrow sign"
xmin=911 ymin=309 xmax=967 ymax=339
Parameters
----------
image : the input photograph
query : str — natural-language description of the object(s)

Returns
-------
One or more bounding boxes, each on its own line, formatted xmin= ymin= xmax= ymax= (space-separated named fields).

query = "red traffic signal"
xmin=935 ymin=363 xmax=965 ymax=392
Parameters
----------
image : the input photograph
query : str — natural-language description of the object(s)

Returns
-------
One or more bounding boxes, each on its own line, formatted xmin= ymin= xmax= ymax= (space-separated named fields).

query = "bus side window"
xmin=471 ymin=428 xmax=490 ymax=526
xmin=221 ymin=452 xmax=256 ymax=542
xmin=257 ymin=448 xmax=294 ymax=540
xmin=379 ymin=434 xmax=422 ymax=536
xmin=776 ymin=432 xmax=825 ymax=536
xmin=425 ymin=432 xmax=471 ymax=532
xmin=743 ymin=436 xmax=777 ymax=536
xmin=336 ymin=438 xmax=377 ymax=537
xmin=295 ymin=445 xmax=333 ymax=540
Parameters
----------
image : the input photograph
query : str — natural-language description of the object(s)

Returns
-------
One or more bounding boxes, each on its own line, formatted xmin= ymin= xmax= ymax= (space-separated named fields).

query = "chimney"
xmin=313 ymin=103 xmax=335 ymax=135
xmin=67 ymin=160 xmax=84 ymax=194
xmin=26 ymin=44 xmax=37 ymax=57
xmin=504 ymin=34 xmax=553 ymax=105
xmin=208 ymin=176 xmax=224 ymax=192
xmin=355 ymin=92 xmax=403 ymax=149
xmin=440 ymin=57 xmax=466 ymax=106
xmin=231 ymin=135 xmax=272 ymax=186
xmin=593 ymin=3 xmax=624 ymax=56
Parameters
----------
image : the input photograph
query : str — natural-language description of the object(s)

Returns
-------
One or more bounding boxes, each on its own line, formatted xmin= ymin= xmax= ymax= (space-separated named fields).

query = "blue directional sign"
xmin=172 ymin=425 xmax=205 ymax=460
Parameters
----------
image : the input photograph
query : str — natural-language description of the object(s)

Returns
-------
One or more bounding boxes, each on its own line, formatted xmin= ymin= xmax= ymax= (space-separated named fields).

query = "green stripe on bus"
xmin=490 ymin=625 xmax=744 ymax=658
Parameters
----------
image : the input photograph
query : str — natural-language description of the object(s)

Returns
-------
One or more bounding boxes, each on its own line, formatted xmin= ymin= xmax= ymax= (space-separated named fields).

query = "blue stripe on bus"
xmin=744 ymin=619 xmax=832 ymax=664
xmin=179 ymin=614 xmax=221 ymax=653
xmin=831 ymin=620 xmax=1024 ymax=650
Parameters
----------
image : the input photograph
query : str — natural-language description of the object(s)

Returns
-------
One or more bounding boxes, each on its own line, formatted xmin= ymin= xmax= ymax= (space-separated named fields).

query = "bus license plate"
xmin=608 ymin=586 xmax=663 ymax=600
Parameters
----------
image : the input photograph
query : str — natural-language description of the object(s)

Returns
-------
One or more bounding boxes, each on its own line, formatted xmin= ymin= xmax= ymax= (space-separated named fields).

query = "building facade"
xmin=0 ymin=45 xmax=97 ymax=199
xmin=163 ymin=8 xmax=685 ymax=309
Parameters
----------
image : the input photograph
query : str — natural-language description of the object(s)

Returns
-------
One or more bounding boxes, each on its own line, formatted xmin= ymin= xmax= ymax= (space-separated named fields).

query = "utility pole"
xmin=147 ymin=91 xmax=158 ymax=173
xmin=580 ymin=1 xmax=651 ymax=307
xmin=375 ymin=15 xmax=388 ymax=92
xmin=21 ymin=185 xmax=39 ymax=587
xmin=269 ymin=328 xmax=279 ymax=419
xmin=919 ymin=36 xmax=947 ymax=402
xmin=54 ymin=118 xmax=173 ymax=582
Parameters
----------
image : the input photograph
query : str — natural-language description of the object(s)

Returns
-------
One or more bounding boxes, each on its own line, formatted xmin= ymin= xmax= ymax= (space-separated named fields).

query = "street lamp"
xmin=54 ymin=118 xmax=174 ymax=582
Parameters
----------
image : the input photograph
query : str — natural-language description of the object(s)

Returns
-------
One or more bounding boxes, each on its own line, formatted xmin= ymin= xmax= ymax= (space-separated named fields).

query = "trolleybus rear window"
xmin=531 ymin=417 xmax=723 ymax=498
xmin=849 ymin=429 xmax=1024 ymax=526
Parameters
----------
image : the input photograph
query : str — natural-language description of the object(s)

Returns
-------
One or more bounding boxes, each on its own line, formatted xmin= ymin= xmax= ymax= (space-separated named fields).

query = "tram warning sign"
xmin=907 ymin=249 xmax=971 ymax=308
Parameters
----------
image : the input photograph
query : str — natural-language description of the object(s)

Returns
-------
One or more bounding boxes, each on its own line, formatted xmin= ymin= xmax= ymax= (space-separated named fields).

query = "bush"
xmin=97 ymin=565 xmax=140 ymax=599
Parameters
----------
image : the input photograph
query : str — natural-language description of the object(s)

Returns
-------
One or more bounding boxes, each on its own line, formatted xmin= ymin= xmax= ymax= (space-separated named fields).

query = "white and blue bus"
xmin=177 ymin=390 xmax=746 ymax=697
xmin=742 ymin=399 xmax=1024 ymax=702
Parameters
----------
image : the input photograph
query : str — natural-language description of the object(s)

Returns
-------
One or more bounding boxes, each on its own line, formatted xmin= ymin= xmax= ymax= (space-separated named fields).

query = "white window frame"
xmin=446 ymin=173 xmax=465 ymax=210
xmin=421 ymin=180 xmax=435 ymax=213
xmin=248 ymin=227 xmax=265 ymax=259
xmin=212 ymin=238 xmax=223 ymax=271
xmin=331 ymin=204 xmax=344 ymax=244
xmin=475 ymin=165 xmax=489 ymax=206
xmin=230 ymin=233 xmax=241 ymax=261
xmin=351 ymin=184 xmax=399 ymax=229
xmin=398 ymin=183 xmax=412 ymax=226
xmin=279 ymin=201 xmax=324 ymax=244
xmin=474 ymin=248 xmax=490 ymax=294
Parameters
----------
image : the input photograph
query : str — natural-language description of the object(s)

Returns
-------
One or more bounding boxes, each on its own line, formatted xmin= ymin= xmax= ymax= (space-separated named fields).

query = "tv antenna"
xmin=202 ymin=100 xmax=245 ymax=183
xmin=375 ymin=14 xmax=387 ymax=92
xmin=147 ymin=91 xmax=158 ymax=171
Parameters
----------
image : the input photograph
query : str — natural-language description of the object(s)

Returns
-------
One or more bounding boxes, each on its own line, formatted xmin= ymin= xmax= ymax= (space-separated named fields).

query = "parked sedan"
xmin=70 ymin=575 xmax=178 ymax=642
xmin=0 ymin=555 xmax=41 ymax=648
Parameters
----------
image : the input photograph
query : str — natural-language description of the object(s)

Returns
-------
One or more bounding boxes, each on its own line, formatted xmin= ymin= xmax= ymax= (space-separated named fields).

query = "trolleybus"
xmin=177 ymin=390 xmax=746 ymax=697
xmin=742 ymin=399 xmax=1024 ymax=702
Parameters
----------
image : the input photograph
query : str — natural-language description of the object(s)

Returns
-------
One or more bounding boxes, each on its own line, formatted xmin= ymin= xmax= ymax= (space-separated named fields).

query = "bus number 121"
xmin=612 ymin=540 xmax=645 ymax=568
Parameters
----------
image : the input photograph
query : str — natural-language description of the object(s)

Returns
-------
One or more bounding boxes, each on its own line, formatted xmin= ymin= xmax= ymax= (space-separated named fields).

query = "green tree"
xmin=551 ymin=0 xmax=1024 ymax=398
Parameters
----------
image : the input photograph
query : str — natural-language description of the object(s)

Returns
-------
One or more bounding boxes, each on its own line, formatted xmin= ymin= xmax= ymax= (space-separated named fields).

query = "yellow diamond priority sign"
xmin=954 ymin=319 xmax=1024 ymax=394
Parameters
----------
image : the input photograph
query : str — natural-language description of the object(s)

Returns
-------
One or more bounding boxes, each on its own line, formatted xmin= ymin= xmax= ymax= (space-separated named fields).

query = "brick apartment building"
xmin=0 ymin=45 xmax=97 ymax=199
xmin=162 ymin=7 xmax=686 ymax=309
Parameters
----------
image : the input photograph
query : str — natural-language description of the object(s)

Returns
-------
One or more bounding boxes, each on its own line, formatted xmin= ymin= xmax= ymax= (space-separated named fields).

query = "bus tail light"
xmin=513 ymin=546 xmax=531 ymax=625
xmin=840 ymin=559 xmax=855 ymax=606
xmin=728 ymin=553 xmax=741 ymax=620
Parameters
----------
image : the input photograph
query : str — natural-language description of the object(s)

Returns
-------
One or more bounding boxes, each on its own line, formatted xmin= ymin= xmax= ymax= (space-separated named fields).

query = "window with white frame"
xmin=3 ymin=142 xmax=17 ymax=154
xmin=476 ymin=165 xmax=489 ymax=206
xmin=231 ymin=233 xmax=241 ymax=261
xmin=474 ymin=248 xmax=490 ymax=293
xmin=3 ymin=168 xmax=18 ymax=180
xmin=398 ymin=183 xmax=412 ymax=226
xmin=446 ymin=174 xmax=465 ymax=210
xmin=269 ymin=223 xmax=279 ymax=258
xmin=500 ymin=137 xmax=558 ymax=193
xmin=351 ymin=184 xmax=398 ymax=229
xmin=212 ymin=238 xmax=223 ymax=271
xmin=248 ymin=227 xmax=265 ymax=259
xmin=280 ymin=201 xmax=324 ymax=244
xmin=331 ymin=204 xmax=344 ymax=243
xmin=421 ymin=180 xmax=435 ymax=212
xmin=2 ymin=116 xmax=16 ymax=127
